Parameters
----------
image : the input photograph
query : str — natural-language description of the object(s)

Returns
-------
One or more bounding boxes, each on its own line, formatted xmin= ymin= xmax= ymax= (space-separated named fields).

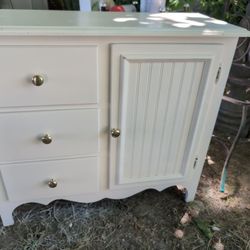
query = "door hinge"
xmin=216 ymin=66 xmax=222 ymax=83
xmin=193 ymin=157 xmax=198 ymax=169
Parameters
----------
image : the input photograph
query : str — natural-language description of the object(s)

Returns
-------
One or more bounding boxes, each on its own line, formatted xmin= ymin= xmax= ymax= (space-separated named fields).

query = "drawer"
xmin=0 ymin=45 xmax=98 ymax=107
xmin=1 ymin=157 xmax=98 ymax=201
xmin=0 ymin=109 xmax=98 ymax=163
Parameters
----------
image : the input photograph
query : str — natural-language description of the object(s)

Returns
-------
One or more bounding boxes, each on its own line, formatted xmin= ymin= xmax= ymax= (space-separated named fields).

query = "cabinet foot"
xmin=184 ymin=188 xmax=197 ymax=202
xmin=0 ymin=206 xmax=15 ymax=227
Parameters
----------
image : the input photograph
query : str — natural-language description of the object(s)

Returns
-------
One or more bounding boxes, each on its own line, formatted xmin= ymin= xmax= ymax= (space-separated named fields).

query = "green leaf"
xmin=193 ymin=218 xmax=214 ymax=239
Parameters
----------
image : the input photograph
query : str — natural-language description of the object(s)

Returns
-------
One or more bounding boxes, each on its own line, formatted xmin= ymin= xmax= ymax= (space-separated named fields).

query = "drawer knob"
xmin=32 ymin=75 xmax=44 ymax=86
xmin=48 ymin=179 xmax=57 ymax=188
xmin=41 ymin=134 xmax=52 ymax=144
xmin=111 ymin=128 xmax=120 ymax=138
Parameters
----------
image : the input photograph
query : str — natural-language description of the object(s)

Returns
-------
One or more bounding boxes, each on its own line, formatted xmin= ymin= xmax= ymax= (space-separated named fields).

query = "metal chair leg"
xmin=220 ymin=105 xmax=248 ymax=192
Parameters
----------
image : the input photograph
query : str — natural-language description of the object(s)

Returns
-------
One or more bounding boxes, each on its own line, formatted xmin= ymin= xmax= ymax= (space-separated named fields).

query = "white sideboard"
xmin=0 ymin=10 xmax=249 ymax=226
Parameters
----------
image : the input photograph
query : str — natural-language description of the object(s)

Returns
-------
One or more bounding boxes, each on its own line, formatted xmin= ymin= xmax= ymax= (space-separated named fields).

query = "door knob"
xmin=48 ymin=179 xmax=57 ymax=188
xmin=32 ymin=75 xmax=44 ymax=86
xmin=111 ymin=128 xmax=120 ymax=138
xmin=41 ymin=134 xmax=52 ymax=144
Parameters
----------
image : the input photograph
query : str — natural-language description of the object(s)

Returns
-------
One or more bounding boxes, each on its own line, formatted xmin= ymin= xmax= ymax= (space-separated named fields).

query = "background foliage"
xmin=166 ymin=0 xmax=248 ymax=24
xmin=114 ymin=0 xmax=248 ymax=24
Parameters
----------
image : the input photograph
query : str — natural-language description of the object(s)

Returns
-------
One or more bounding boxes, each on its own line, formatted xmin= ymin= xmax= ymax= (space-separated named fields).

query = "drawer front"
xmin=0 ymin=109 xmax=98 ymax=163
xmin=0 ymin=45 xmax=98 ymax=107
xmin=1 ymin=157 xmax=98 ymax=201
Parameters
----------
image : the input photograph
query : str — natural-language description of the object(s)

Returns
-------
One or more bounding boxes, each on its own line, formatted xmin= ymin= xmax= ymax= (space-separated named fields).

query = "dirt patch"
xmin=0 ymin=138 xmax=249 ymax=250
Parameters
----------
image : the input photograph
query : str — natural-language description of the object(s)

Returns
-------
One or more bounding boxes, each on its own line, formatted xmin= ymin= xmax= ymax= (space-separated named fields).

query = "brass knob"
xmin=41 ymin=134 xmax=52 ymax=144
xmin=111 ymin=128 xmax=120 ymax=138
xmin=48 ymin=179 xmax=57 ymax=188
xmin=32 ymin=75 xmax=44 ymax=86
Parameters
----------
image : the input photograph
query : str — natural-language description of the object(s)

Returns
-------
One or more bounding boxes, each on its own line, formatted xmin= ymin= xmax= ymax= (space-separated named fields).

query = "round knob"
xmin=41 ymin=134 xmax=52 ymax=144
xmin=111 ymin=128 xmax=120 ymax=138
xmin=32 ymin=75 xmax=44 ymax=86
xmin=48 ymin=179 xmax=57 ymax=188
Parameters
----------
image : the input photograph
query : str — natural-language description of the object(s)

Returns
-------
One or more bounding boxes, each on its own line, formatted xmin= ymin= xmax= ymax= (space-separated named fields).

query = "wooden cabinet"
xmin=0 ymin=10 xmax=248 ymax=226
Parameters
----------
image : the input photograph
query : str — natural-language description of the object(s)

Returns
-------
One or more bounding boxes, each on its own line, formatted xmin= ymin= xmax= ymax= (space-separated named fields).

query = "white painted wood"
xmin=0 ymin=172 xmax=7 ymax=202
xmin=110 ymin=44 xmax=223 ymax=187
xmin=0 ymin=10 xmax=245 ymax=226
xmin=0 ymin=10 xmax=249 ymax=37
xmin=0 ymin=204 xmax=15 ymax=226
xmin=0 ymin=179 xmax=183 ymax=226
xmin=1 ymin=157 xmax=99 ymax=201
xmin=0 ymin=109 xmax=98 ymax=163
xmin=0 ymin=45 xmax=98 ymax=108
xmin=183 ymin=38 xmax=238 ymax=202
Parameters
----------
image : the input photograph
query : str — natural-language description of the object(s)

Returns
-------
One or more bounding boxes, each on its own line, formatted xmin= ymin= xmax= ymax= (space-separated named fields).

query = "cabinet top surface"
xmin=0 ymin=10 xmax=249 ymax=37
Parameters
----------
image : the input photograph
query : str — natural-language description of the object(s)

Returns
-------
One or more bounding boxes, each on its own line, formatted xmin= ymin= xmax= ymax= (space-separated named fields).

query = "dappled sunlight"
xmin=197 ymin=147 xmax=250 ymax=212
xmin=201 ymin=29 xmax=224 ymax=36
xmin=113 ymin=17 xmax=138 ymax=23
xmin=149 ymin=12 xmax=209 ymax=19
xmin=111 ymin=12 xmax=230 ymax=30
xmin=148 ymin=12 xmax=208 ymax=28
xmin=172 ymin=23 xmax=192 ymax=28
xmin=147 ymin=17 xmax=164 ymax=21
xmin=206 ymin=19 xmax=227 ymax=25
xmin=139 ymin=21 xmax=151 ymax=25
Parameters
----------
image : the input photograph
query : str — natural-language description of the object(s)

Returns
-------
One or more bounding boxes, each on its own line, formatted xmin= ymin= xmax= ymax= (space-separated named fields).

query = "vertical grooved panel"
xmin=140 ymin=62 xmax=163 ymax=177
xmin=118 ymin=58 xmax=206 ymax=184
xmin=130 ymin=63 xmax=151 ymax=179
xmin=164 ymin=62 xmax=195 ymax=175
xmin=174 ymin=62 xmax=205 ymax=175
xmin=137 ymin=63 xmax=153 ymax=178
xmin=119 ymin=61 xmax=140 ymax=180
xmin=157 ymin=62 xmax=186 ymax=176
xmin=149 ymin=62 xmax=173 ymax=177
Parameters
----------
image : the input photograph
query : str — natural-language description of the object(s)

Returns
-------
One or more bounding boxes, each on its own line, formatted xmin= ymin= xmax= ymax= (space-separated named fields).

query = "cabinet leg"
xmin=0 ymin=206 xmax=15 ymax=227
xmin=184 ymin=187 xmax=197 ymax=202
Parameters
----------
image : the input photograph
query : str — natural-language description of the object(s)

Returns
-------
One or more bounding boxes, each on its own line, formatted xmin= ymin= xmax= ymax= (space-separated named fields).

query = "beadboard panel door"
xmin=110 ymin=44 xmax=223 ymax=187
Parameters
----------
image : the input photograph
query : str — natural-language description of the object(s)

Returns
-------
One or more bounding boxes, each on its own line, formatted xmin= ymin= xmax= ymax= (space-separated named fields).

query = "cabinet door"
xmin=110 ymin=44 xmax=222 ymax=187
